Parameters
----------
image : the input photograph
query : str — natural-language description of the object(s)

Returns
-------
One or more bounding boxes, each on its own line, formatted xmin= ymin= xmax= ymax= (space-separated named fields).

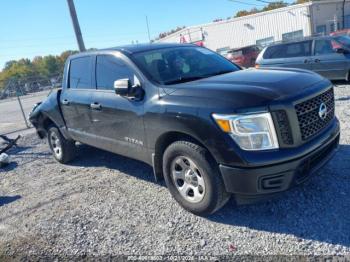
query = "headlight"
xmin=212 ymin=112 xmax=279 ymax=151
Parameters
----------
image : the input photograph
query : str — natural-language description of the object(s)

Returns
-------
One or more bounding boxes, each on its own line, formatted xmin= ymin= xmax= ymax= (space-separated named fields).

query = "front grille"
xmin=295 ymin=88 xmax=335 ymax=141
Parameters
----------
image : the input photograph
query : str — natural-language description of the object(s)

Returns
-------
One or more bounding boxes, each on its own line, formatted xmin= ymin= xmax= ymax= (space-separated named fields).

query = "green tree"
xmin=235 ymin=8 xmax=259 ymax=18
xmin=0 ymin=49 xmax=79 ymax=91
xmin=262 ymin=2 xmax=288 ymax=11
xmin=3 ymin=60 xmax=17 ymax=71
xmin=234 ymin=1 xmax=288 ymax=18
xmin=59 ymin=50 xmax=79 ymax=67
xmin=42 ymin=55 xmax=60 ymax=77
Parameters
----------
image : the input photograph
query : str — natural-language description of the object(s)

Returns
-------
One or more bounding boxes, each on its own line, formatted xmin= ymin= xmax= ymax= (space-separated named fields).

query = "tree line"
xmin=0 ymin=50 xmax=78 ymax=91
xmin=235 ymin=0 xmax=316 ymax=18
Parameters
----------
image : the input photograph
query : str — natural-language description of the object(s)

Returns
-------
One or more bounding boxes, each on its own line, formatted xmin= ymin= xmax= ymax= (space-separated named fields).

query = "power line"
xmin=227 ymin=0 xmax=265 ymax=6
xmin=0 ymin=30 xmax=155 ymax=47
xmin=1 ymin=37 xmax=144 ymax=56
xmin=0 ymin=32 xmax=148 ymax=43
xmin=255 ymin=0 xmax=291 ymax=4
xmin=0 ymin=32 xmax=155 ymax=51
xmin=0 ymin=36 xmax=147 ymax=50
xmin=254 ymin=0 xmax=277 ymax=3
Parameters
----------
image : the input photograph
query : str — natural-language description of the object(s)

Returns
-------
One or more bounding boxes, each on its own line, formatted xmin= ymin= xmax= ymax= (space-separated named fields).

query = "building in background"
xmin=158 ymin=0 xmax=350 ymax=54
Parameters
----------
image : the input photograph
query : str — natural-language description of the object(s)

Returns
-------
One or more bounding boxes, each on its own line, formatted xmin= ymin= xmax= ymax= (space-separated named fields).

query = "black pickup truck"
xmin=29 ymin=43 xmax=340 ymax=215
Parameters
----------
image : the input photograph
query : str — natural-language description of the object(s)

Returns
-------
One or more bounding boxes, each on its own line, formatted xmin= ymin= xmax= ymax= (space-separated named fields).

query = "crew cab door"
xmin=89 ymin=54 xmax=146 ymax=159
xmin=60 ymin=56 xmax=95 ymax=143
xmin=310 ymin=39 xmax=349 ymax=80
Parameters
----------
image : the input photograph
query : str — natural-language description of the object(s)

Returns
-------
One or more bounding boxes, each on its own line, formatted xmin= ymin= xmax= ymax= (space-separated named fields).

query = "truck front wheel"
xmin=163 ymin=140 xmax=230 ymax=215
xmin=47 ymin=126 xmax=76 ymax=164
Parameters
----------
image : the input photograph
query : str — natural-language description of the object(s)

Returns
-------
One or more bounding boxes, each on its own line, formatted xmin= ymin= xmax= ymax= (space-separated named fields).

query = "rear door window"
xmin=263 ymin=41 xmax=311 ymax=59
xmin=69 ymin=56 xmax=93 ymax=89
xmin=314 ymin=39 xmax=338 ymax=55
xmin=285 ymin=43 xmax=303 ymax=56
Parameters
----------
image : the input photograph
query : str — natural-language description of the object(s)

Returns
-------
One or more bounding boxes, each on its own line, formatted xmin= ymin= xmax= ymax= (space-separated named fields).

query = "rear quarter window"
xmin=263 ymin=45 xmax=282 ymax=59
xmin=230 ymin=50 xmax=243 ymax=56
xmin=242 ymin=47 xmax=254 ymax=54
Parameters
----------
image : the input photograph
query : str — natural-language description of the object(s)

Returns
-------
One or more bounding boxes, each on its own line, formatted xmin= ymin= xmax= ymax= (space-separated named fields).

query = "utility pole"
xmin=343 ymin=0 xmax=346 ymax=29
xmin=334 ymin=14 xmax=338 ymax=32
xmin=66 ymin=0 xmax=86 ymax=52
xmin=146 ymin=16 xmax=151 ymax=43
xmin=187 ymin=29 xmax=192 ymax=43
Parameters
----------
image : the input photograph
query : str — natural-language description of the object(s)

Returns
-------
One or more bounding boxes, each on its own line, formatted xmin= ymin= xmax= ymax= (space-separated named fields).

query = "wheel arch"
xmin=32 ymin=112 xmax=56 ymax=139
xmin=152 ymin=131 xmax=217 ymax=181
xmin=36 ymin=113 xmax=71 ymax=140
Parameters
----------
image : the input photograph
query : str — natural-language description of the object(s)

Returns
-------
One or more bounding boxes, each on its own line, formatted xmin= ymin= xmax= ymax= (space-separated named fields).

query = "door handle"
xmin=62 ymin=99 xmax=70 ymax=105
xmin=90 ymin=103 xmax=101 ymax=110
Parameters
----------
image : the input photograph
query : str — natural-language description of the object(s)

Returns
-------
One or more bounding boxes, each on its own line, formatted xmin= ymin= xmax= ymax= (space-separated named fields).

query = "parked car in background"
xmin=256 ymin=36 xmax=350 ymax=81
xmin=330 ymin=29 xmax=350 ymax=37
xmin=226 ymin=45 xmax=261 ymax=68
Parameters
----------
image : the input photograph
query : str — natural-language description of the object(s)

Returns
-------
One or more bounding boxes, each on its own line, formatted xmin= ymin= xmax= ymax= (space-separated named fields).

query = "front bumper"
xmin=219 ymin=120 xmax=340 ymax=204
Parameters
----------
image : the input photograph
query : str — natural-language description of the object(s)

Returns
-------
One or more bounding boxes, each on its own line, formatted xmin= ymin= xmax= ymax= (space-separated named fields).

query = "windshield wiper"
xmin=204 ymin=70 xmax=235 ymax=78
xmin=163 ymin=70 xmax=236 ymax=85
xmin=163 ymin=76 xmax=206 ymax=85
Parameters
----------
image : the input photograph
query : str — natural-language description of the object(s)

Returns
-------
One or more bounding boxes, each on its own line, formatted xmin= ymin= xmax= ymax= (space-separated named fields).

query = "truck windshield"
xmin=130 ymin=47 xmax=240 ymax=85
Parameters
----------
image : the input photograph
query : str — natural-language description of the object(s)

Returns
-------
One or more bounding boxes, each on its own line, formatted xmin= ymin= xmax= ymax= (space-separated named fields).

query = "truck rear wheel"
xmin=163 ymin=140 xmax=230 ymax=215
xmin=47 ymin=126 xmax=76 ymax=164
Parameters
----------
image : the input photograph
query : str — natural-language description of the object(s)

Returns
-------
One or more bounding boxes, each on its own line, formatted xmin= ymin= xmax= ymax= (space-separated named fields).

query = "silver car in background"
xmin=256 ymin=36 xmax=350 ymax=81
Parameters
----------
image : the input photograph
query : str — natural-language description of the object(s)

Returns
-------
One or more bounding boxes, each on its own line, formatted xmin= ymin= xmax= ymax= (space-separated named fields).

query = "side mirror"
xmin=114 ymin=79 xmax=130 ymax=96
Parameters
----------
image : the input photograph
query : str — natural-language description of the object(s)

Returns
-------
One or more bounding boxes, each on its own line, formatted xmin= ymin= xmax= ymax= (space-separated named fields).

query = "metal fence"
xmin=0 ymin=75 xmax=61 ymax=135
xmin=0 ymin=75 xmax=61 ymax=100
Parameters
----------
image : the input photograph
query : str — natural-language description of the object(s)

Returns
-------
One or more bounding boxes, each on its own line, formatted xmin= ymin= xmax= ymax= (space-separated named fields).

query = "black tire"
xmin=47 ymin=125 xmax=76 ymax=164
xmin=163 ymin=140 xmax=230 ymax=215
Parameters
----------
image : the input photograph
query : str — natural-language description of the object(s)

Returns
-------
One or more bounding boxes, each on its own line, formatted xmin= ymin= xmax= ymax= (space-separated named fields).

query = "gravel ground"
xmin=0 ymin=82 xmax=350 ymax=259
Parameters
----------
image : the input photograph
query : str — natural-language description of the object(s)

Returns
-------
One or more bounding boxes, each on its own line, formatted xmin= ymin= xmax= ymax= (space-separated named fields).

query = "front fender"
xmin=144 ymin=107 xmax=244 ymax=167
xmin=29 ymin=90 xmax=71 ymax=140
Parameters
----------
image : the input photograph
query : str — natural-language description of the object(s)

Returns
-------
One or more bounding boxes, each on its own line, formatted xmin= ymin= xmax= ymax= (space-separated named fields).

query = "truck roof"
xmin=69 ymin=43 xmax=195 ymax=60
xmin=110 ymin=43 xmax=194 ymax=54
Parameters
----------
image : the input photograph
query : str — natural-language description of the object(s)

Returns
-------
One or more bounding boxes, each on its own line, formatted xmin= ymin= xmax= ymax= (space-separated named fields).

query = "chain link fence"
xmin=0 ymin=75 xmax=62 ymax=135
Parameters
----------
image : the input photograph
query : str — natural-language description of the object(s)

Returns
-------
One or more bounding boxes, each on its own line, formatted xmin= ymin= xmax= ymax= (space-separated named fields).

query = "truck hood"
xmin=163 ymin=68 xmax=328 ymax=108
